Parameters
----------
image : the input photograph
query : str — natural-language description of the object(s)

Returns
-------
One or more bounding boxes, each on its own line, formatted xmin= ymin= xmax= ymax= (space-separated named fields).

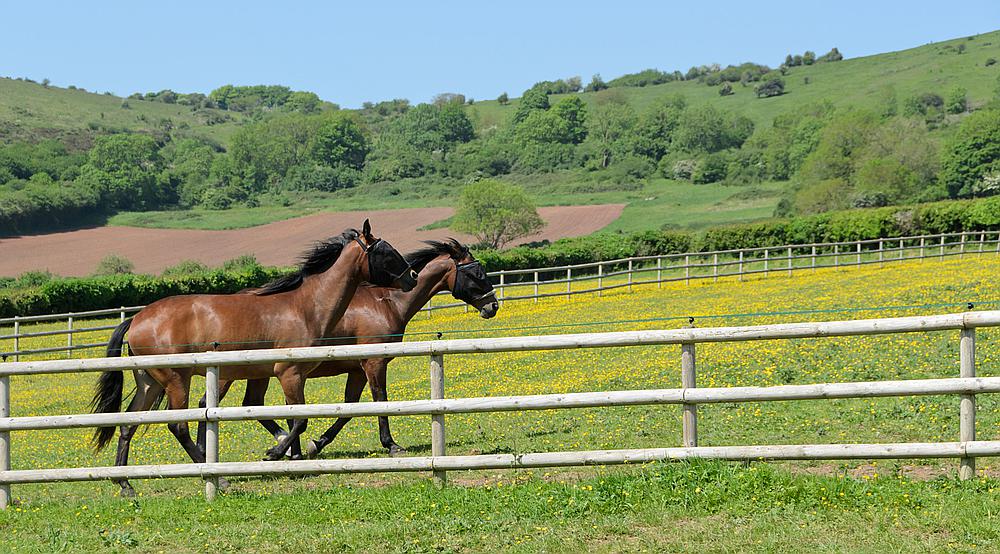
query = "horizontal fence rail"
xmin=0 ymin=310 xmax=997 ymax=507
xmin=4 ymin=230 xmax=1000 ymax=360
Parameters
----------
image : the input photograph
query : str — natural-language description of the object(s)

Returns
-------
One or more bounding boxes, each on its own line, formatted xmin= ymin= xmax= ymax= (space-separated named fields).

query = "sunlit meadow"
xmin=4 ymin=253 xmax=1000 ymax=551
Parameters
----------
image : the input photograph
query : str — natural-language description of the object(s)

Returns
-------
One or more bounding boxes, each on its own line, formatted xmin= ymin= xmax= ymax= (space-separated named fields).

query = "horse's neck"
xmin=299 ymin=249 xmax=364 ymax=336
xmin=393 ymin=258 xmax=450 ymax=322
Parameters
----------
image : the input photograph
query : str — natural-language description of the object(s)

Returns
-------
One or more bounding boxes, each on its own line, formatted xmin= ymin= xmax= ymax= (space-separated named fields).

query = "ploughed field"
xmin=4 ymin=255 xmax=1000 ymax=551
xmin=0 ymin=203 xmax=624 ymax=276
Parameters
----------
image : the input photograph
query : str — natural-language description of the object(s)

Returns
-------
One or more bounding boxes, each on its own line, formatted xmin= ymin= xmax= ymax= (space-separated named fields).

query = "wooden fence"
xmin=0 ymin=310 xmax=998 ymax=508
xmin=4 ymin=230 xmax=1000 ymax=361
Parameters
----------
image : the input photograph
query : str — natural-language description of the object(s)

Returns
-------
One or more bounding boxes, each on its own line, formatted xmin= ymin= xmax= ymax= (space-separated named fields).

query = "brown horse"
xmin=90 ymin=220 xmax=417 ymax=496
xmin=190 ymin=239 xmax=498 ymax=458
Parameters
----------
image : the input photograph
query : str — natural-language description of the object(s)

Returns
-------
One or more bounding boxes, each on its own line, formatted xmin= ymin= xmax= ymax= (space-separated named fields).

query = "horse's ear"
xmin=362 ymin=218 xmax=372 ymax=238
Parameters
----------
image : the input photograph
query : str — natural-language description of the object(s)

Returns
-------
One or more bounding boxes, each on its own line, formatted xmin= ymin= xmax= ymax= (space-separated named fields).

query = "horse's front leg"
xmin=307 ymin=369 xmax=367 ymax=458
xmin=242 ymin=378 xmax=288 ymax=442
xmin=265 ymin=363 xmax=313 ymax=461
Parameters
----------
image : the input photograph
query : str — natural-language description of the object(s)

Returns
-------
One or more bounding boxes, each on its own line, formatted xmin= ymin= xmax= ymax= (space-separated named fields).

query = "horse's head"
xmin=355 ymin=219 xmax=418 ymax=292
xmin=446 ymin=242 xmax=499 ymax=319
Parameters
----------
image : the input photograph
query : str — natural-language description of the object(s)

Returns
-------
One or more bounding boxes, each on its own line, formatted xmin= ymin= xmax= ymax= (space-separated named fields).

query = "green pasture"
xmin=3 ymin=254 xmax=1000 ymax=550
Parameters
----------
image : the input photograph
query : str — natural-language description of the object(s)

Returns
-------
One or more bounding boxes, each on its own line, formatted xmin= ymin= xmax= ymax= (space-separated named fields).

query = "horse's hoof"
xmin=289 ymin=454 xmax=304 ymax=461
xmin=306 ymin=440 xmax=321 ymax=459
xmin=275 ymin=431 xmax=289 ymax=442
xmin=264 ymin=446 xmax=286 ymax=461
xmin=388 ymin=445 xmax=407 ymax=457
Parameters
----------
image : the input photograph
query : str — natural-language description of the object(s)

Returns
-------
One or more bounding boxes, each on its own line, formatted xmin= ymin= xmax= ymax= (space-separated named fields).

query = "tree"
xmin=754 ymin=77 xmax=785 ymax=98
xmin=451 ymin=180 xmax=544 ymax=249
xmin=940 ymin=110 xmax=1000 ymax=197
xmin=585 ymin=93 xmax=637 ymax=167
xmin=946 ymin=87 xmax=968 ymax=114
xmin=550 ymin=97 xmax=587 ymax=143
xmin=719 ymin=83 xmax=733 ymax=96
xmin=310 ymin=114 xmax=368 ymax=170
xmin=802 ymin=51 xmax=816 ymax=65
xmin=76 ymin=134 xmax=170 ymax=210
xmin=94 ymin=254 xmax=135 ymax=276
xmin=820 ymin=47 xmax=843 ymax=62
xmin=437 ymin=103 xmax=475 ymax=146
xmin=585 ymin=74 xmax=608 ymax=92
xmin=433 ymin=93 xmax=466 ymax=106
xmin=512 ymin=87 xmax=549 ymax=124
xmin=497 ymin=92 xmax=509 ymax=105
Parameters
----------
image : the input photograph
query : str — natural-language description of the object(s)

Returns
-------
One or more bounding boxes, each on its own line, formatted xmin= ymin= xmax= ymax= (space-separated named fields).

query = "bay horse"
xmin=90 ymin=220 xmax=417 ymax=497
xmin=191 ymin=239 xmax=498 ymax=458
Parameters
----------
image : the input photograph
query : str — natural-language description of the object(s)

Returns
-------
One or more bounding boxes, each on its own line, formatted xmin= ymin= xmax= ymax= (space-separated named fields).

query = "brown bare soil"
xmin=0 ymin=204 xmax=624 ymax=276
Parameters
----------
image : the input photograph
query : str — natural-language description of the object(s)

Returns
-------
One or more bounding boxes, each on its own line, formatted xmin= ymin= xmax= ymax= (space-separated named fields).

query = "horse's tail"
xmin=91 ymin=319 xmax=131 ymax=451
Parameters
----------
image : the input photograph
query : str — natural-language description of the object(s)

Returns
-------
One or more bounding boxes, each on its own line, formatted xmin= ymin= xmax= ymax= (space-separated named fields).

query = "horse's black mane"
xmin=255 ymin=228 xmax=360 ymax=296
xmin=405 ymin=238 xmax=469 ymax=273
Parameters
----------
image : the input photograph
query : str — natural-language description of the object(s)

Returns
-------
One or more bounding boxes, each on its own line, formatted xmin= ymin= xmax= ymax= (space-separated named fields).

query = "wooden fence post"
xmin=597 ymin=265 xmax=603 ymax=297
xmin=205 ymin=365 xmax=220 ymax=501
xmin=12 ymin=317 xmax=18 ymax=363
xmin=940 ymin=235 xmax=946 ymax=259
xmin=899 ymin=239 xmax=904 ymax=261
xmin=979 ymin=233 xmax=985 ymax=253
xmin=627 ymin=260 xmax=633 ymax=293
xmin=713 ymin=253 xmax=719 ymax=283
xmin=430 ymin=354 xmax=446 ymax=487
xmin=120 ymin=307 xmax=126 ymax=323
xmin=685 ymin=255 xmax=690 ymax=285
xmin=960 ymin=329 xmax=976 ymax=480
xmin=566 ymin=268 xmax=571 ymax=300
xmin=66 ymin=316 xmax=73 ymax=358
xmin=738 ymin=251 xmax=744 ymax=282
xmin=878 ymin=240 xmax=884 ymax=268
xmin=920 ymin=237 xmax=925 ymax=260
xmin=534 ymin=271 xmax=539 ymax=302
xmin=764 ymin=250 xmax=769 ymax=277
xmin=960 ymin=234 xmax=966 ymax=259
xmin=498 ymin=273 xmax=505 ymax=306
xmin=811 ymin=246 xmax=817 ymax=272
xmin=681 ymin=339 xmax=697 ymax=448
xmin=657 ymin=257 xmax=663 ymax=289
xmin=0 ymin=373 xmax=10 ymax=509
xmin=787 ymin=247 xmax=793 ymax=276
xmin=856 ymin=242 xmax=861 ymax=267
xmin=834 ymin=244 xmax=839 ymax=267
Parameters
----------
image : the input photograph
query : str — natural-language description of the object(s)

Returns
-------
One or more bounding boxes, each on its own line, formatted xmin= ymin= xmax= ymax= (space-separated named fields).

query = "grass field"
xmin=3 ymin=253 xmax=1000 ymax=550
xmin=107 ymin=178 xmax=784 ymax=233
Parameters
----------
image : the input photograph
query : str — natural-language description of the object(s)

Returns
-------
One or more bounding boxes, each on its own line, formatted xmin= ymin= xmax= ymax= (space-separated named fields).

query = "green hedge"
xmin=0 ymin=267 xmax=284 ymax=318
xmin=4 ymin=196 xmax=1000 ymax=318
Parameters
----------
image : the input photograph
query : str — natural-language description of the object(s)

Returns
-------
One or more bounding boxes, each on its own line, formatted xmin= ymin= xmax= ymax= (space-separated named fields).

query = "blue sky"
xmin=2 ymin=1 xmax=998 ymax=108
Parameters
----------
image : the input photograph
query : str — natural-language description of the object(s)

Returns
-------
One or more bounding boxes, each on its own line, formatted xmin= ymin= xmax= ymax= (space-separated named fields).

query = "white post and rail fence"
xmin=0 ymin=310 xmax=997 ymax=508
xmin=4 ymin=230 xmax=1000 ymax=361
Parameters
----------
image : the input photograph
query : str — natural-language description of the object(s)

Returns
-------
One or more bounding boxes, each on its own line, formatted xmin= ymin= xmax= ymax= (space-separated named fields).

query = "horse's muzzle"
xmin=479 ymin=300 xmax=499 ymax=319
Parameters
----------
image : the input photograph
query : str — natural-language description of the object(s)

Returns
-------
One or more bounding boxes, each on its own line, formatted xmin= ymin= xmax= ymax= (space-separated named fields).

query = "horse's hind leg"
xmin=163 ymin=374 xmax=207 ymax=463
xmin=114 ymin=371 xmax=163 ymax=497
xmin=265 ymin=364 xmax=311 ymax=461
xmin=307 ymin=369 xmax=366 ymax=458
xmin=164 ymin=373 xmax=231 ymax=491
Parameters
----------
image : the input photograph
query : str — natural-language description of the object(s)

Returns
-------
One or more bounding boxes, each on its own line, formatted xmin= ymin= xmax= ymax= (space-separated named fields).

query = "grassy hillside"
xmin=0 ymin=78 xmax=245 ymax=146
xmin=471 ymin=31 xmax=1000 ymax=131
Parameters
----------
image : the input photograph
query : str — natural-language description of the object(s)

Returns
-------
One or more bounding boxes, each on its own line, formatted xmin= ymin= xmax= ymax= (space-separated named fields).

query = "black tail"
xmin=91 ymin=319 xmax=131 ymax=451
